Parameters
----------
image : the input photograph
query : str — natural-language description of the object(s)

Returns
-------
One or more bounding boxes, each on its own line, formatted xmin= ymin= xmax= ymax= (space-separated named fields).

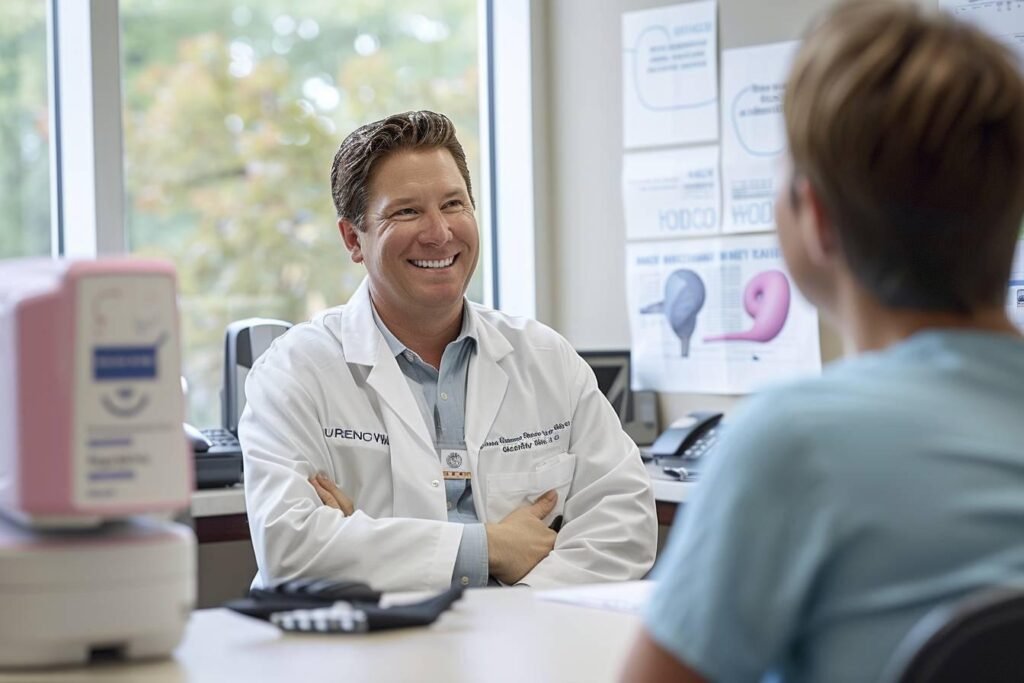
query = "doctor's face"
xmin=342 ymin=147 xmax=479 ymax=322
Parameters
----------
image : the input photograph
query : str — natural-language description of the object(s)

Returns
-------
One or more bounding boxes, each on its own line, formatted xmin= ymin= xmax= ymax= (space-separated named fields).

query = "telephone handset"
xmin=650 ymin=411 xmax=723 ymax=461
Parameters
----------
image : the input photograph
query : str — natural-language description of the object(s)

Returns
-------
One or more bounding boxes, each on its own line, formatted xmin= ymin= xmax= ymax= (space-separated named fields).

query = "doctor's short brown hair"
xmin=330 ymin=110 xmax=475 ymax=231
xmin=784 ymin=0 xmax=1024 ymax=312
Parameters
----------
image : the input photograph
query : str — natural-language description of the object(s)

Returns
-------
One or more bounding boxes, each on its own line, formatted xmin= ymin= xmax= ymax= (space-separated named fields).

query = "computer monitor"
xmin=579 ymin=350 xmax=659 ymax=446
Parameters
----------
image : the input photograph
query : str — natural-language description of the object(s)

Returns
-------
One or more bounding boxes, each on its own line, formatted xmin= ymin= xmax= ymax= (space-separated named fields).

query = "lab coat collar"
xmin=337 ymin=277 xmax=514 ymax=456
xmin=371 ymin=299 xmax=479 ymax=362
xmin=339 ymin=277 xmax=510 ymax=367
xmin=339 ymin=278 xmax=384 ymax=366
xmin=339 ymin=279 xmax=434 ymax=453
xmin=463 ymin=302 xmax=513 ymax=454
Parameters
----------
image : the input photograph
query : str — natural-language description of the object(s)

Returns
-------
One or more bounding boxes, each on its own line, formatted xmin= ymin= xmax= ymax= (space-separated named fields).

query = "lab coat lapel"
xmin=341 ymin=279 xmax=435 ymax=455
xmin=465 ymin=306 xmax=513 ymax=461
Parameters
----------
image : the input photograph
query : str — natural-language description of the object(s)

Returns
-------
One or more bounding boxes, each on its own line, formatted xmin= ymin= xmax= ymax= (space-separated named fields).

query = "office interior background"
xmin=0 ymin=0 xmax=944 ymax=605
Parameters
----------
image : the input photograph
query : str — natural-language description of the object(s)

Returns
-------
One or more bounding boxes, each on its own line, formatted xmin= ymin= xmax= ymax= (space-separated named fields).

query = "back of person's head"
xmin=330 ymin=110 xmax=474 ymax=230
xmin=785 ymin=0 xmax=1024 ymax=313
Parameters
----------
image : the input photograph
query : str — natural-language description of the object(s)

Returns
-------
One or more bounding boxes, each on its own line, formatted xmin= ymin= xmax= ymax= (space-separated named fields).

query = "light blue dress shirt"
xmin=645 ymin=330 xmax=1024 ymax=682
xmin=371 ymin=305 xmax=490 ymax=588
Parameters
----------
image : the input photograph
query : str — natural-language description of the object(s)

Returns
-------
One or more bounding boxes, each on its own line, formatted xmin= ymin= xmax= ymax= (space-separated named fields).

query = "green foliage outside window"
xmin=0 ymin=1 xmax=50 ymax=259
xmin=121 ymin=0 xmax=480 ymax=425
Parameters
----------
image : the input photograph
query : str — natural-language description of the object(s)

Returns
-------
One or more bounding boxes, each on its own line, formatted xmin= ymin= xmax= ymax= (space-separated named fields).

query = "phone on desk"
xmin=185 ymin=423 xmax=244 ymax=489
xmin=648 ymin=411 xmax=723 ymax=481
xmin=185 ymin=317 xmax=292 ymax=489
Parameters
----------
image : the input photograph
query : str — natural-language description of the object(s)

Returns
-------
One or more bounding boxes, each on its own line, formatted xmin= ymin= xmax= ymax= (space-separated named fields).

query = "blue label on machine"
xmin=93 ymin=346 xmax=158 ymax=380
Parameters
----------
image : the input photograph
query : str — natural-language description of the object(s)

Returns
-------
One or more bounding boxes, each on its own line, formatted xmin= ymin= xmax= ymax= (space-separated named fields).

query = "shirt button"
xmin=447 ymin=501 xmax=454 ymax=510
xmin=460 ymin=576 xmax=470 ymax=586
xmin=440 ymin=392 xmax=448 ymax=401
xmin=431 ymin=479 xmax=440 ymax=488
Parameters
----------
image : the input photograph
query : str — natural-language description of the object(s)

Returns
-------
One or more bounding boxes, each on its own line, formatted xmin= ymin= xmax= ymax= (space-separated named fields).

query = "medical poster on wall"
xmin=626 ymin=234 xmax=821 ymax=394
xmin=622 ymin=1 xmax=719 ymax=148
xmin=940 ymin=0 xmax=1024 ymax=68
xmin=720 ymin=41 xmax=799 ymax=234
xmin=622 ymin=146 xmax=721 ymax=239
xmin=1009 ymin=238 xmax=1024 ymax=333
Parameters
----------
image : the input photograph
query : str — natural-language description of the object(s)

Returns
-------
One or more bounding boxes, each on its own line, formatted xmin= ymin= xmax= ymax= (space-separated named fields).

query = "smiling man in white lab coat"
xmin=239 ymin=110 xmax=657 ymax=592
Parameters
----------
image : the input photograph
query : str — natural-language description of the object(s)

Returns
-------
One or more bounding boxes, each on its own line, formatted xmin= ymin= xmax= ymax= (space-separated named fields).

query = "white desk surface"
xmin=0 ymin=587 xmax=644 ymax=683
xmin=190 ymin=485 xmax=246 ymax=518
xmin=190 ymin=464 xmax=693 ymax=518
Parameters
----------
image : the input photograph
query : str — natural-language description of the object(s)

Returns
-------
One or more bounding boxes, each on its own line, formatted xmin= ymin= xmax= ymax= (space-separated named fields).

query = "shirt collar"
xmin=370 ymin=302 xmax=477 ymax=360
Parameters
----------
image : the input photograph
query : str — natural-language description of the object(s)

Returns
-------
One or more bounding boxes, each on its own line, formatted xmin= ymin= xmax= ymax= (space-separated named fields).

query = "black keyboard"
xmin=201 ymin=427 xmax=241 ymax=453
xmin=195 ymin=428 xmax=243 ymax=489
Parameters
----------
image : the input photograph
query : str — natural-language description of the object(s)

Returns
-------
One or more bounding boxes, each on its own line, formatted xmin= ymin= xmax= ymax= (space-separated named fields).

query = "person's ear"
xmin=795 ymin=179 xmax=838 ymax=269
xmin=338 ymin=218 xmax=363 ymax=264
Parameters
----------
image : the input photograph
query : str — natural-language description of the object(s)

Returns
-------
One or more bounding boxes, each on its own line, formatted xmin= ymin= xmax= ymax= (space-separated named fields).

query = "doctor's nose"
xmin=418 ymin=209 xmax=453 ymax=246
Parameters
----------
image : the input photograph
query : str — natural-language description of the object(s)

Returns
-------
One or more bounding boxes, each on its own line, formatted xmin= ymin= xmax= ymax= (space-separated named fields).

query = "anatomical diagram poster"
xmin=626 ymin=233 xmax=821 ymax=393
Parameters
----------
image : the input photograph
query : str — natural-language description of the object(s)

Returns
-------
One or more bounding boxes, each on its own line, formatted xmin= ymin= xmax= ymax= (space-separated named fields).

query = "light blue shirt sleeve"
xmin=643 ymin=391 xmax=838 ymax=682
xmin=451 ymin=523 xmax=489 ymax=587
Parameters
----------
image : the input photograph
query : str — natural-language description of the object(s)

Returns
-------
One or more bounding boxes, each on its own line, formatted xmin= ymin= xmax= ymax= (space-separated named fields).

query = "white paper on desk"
xmin=623 ymin=146 xmax=721 ymax=240
xmin=941 ymin=0 xmax=1024 ymax=69
xmin=720 ymin=41 xmax=799 ymax=234
xmin=537 ymin=580 xmax=654 ymax=615
xmin=626 ymin=234 xmax=821 ymax=394
xmin=622 ymin=2 xmax=719 ymax=148
xmin=1008 ymin=238 xmax=1024 ymax=333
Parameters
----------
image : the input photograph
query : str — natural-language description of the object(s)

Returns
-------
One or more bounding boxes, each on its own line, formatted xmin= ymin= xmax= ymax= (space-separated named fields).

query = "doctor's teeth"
xmin=412 ymin=257 xmax=455 ymax=269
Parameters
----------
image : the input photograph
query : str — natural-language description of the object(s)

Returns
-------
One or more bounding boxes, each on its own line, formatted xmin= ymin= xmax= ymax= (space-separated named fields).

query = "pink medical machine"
xmin=0 ymin=259 xmax=196 ymax=668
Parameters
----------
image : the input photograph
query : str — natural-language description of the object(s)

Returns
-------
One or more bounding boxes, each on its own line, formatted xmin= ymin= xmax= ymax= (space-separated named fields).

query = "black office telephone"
xmin=650 ymin=410 xmax=723 ymax=464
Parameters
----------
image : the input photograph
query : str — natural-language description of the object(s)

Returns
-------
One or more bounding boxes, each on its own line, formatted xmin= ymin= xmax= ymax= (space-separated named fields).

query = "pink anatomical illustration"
xmin=704 ymin=270 xmax=790 ymax=343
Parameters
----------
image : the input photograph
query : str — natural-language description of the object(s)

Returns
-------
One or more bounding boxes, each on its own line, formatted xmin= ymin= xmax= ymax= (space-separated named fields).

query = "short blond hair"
xmin=785 ymin=0 xmax=1024 ymax=312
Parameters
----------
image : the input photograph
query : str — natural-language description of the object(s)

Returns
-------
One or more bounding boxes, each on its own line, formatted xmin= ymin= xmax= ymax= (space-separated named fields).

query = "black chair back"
xmin=881 ymin=586 xmax=1024 ymax=683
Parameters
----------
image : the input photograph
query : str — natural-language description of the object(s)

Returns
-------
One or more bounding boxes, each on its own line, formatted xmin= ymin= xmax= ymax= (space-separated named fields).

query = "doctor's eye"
xmin=390 ymin=207 xmax=419 ymax=220
xmin=441 ymin=199 xmax=466 ymax=211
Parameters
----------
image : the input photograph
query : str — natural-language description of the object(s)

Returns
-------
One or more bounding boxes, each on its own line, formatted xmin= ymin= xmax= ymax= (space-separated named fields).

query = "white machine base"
xmin=0 ymin=516 xmax=195 ymax=669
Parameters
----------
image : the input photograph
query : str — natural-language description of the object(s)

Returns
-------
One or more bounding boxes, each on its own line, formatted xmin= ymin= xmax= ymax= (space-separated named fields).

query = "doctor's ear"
xmin=339 ymin=218 xmax=364 ymax=264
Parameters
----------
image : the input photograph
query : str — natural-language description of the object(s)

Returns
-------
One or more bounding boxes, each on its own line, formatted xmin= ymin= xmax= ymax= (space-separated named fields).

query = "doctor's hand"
xmin=485 ymin=490 xmax=558 ymax=584
xmin=309 ymin=472 xmax=355 ymax=516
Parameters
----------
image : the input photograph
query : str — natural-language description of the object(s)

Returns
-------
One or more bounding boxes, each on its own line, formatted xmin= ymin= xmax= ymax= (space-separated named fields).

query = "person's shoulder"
xmin=718 ymin=372 xmax=873 ymax=469
xmin=469 ymin=302 xmax=569 ymax=349
xmin=251 ymin=306 xmax=347 ymax=372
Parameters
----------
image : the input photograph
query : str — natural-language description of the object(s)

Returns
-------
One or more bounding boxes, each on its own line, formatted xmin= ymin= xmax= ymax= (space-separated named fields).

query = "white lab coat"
xmin=240 ymin=280 xmax=657 ymax=592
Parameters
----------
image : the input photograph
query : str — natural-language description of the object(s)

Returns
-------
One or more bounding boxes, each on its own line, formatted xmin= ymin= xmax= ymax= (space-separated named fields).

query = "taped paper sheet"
xmin=623 ymin=146 xmax=721 ymax=240
xmin=720 ymin=41 xmax=800 ymax=234
xmin=622 ymin=1 xmax=719 ymax=148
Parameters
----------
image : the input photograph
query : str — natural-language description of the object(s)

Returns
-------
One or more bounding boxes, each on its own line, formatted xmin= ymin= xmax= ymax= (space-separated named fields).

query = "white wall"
xmin=535 ymin=0 xmax=879 ymax=425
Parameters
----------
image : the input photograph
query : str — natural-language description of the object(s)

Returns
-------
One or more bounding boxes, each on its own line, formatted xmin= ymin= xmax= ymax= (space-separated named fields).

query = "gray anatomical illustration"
xmin=704 ymin=269 xmax=790 ymax=343
xmin=641 ymin=269 xmax=706 ymax=357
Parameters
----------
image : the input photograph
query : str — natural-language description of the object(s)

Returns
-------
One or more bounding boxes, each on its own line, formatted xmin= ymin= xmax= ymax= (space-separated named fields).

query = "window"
xmin=0 ymin=1 xmax=52 ymax=259
xmin=120 ymin=1 xmax=481 ymax=425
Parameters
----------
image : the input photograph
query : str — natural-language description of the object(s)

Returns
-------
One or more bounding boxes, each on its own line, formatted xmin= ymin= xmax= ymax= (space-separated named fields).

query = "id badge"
xmin=441 ymin=449 xmax=471 ymax=480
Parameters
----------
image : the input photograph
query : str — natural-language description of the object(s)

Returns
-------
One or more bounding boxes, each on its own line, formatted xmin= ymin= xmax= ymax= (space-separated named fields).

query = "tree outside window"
xmin=121 ymin=0 xmax=480 ymax=426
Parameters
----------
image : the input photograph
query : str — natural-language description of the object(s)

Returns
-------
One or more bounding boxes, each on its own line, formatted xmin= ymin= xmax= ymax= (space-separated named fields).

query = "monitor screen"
xmin=579 ymin=351 xmax=632 ymax=423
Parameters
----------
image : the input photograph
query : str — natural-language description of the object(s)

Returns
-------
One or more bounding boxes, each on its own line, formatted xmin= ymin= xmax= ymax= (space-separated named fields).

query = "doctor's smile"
xmin=410 ymin=254 xmax=458 ymax=269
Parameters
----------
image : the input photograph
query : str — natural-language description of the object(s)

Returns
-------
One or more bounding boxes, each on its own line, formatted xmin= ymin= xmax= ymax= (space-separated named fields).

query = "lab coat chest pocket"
xmin=484 ymin=452 xmax=576 ymax=525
